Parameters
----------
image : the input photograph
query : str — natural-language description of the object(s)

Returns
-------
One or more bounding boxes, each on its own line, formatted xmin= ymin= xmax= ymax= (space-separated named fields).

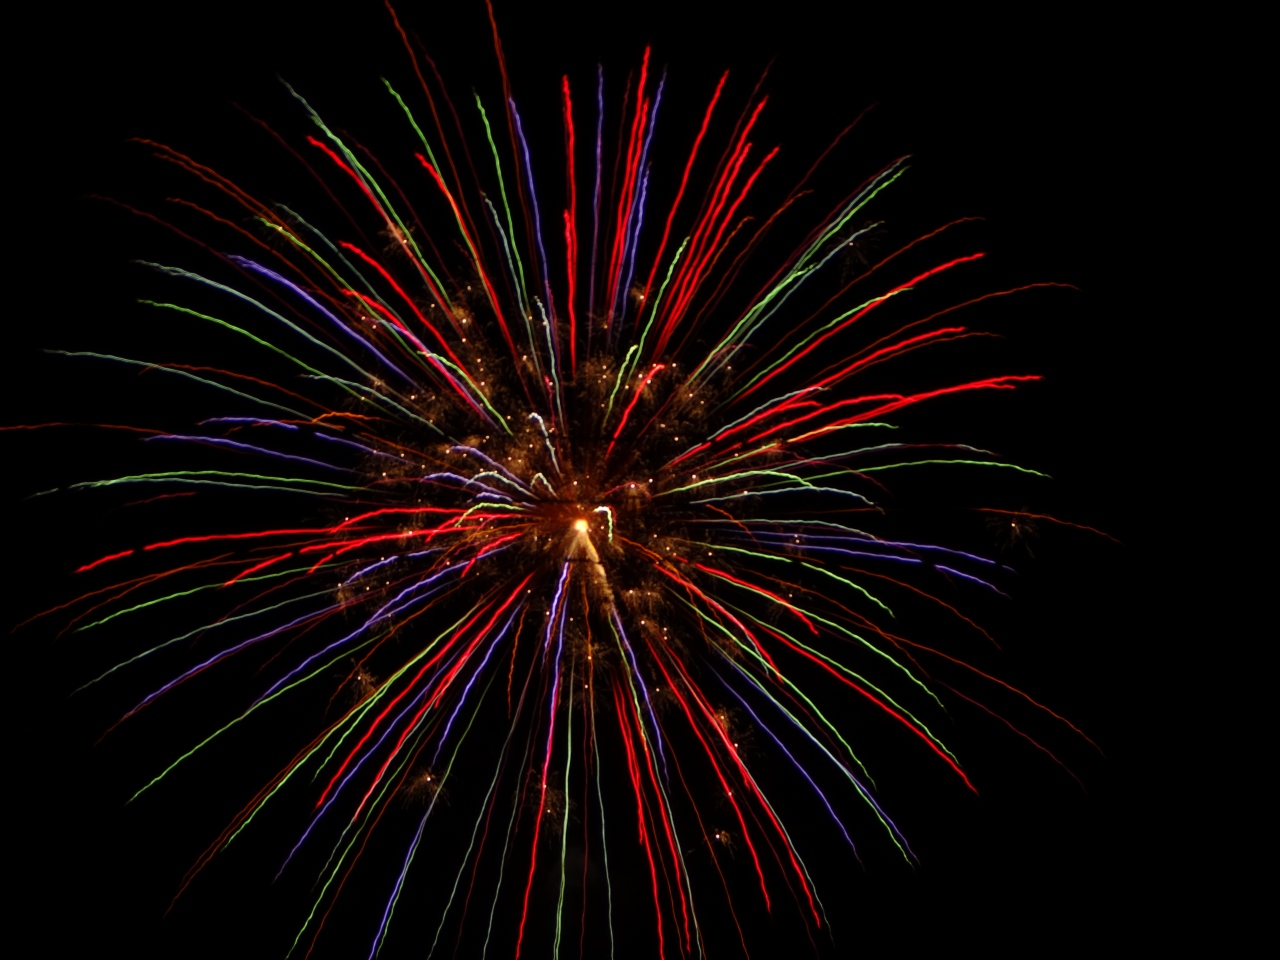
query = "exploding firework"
xmin=21 ymin=5 xmax=1101 ymax=957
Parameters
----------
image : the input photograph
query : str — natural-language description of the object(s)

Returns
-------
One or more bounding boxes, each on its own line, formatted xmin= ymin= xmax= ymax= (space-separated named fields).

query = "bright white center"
xmin=573 ymin=519 xmax=589 ymax=533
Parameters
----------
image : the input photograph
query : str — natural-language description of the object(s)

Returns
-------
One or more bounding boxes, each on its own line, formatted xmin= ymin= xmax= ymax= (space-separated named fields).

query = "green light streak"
xmin=629 ymin=236 xmax=689 ymax=374
xmin=699 ymin=543 xmax=787 ymax=564
xmin=689 ymin=486 xmax=872 ymax=507
xmin=482 ymin=748 xmax=526 ymax=960
xmin=729 ymin=597 xmax=946 ymax=719
xmin=698 ymin=439 xmax=785 ymax=472
xmin=475 ymin=94 xmax=531 ymax=315
xmin=427 ymin=691 xmax=529 ymax=959
xmin=288 ymin=722 xmax=429 ymax=958
xmin=289 ymin=759 xmax=416 ymax=956
xmin=668 ymin=591 xmax=873 ymax=782
xmin=141 ymin=302 xmax=329 ymax=377
xmin=430 ymin=352 xmax=513 ymax=433
xmin=372 ymin=666 xmax=499 ymax=957
xmin=696 ymin=562 xmax=816 ymax=627
xmin=692 ymin=164 xmax=906 ymax=385
xmin=68 ymin=471 xmax=358 ymax=494
xmin=75 ymin=564 xmax=335 ymax=633
xmin=458 ymin=501 xmax=526 ymax=524
xmin=850 ymin=458 xmax=1049 ymax=477
xmin=383 ymin=78 xmax=521 ymax=339
xmin=131 ymin=601 xmax=483 ymax=804
xmin=473 ymin=471 xmax=531 ymax=494
xmin=723 ymin=745 xmax=829 ymax=929
xmin=263 ymin=209 xmax=469 ymax=420
xmin=483 ymin=196 xmax=541 ymax=376
xmin=697 ymin=516 xmax=876 ymax=538
xmin=313 ymin=684 xmax=393 ymax=780
xmin=536 ymin=296 xmax=567 ymax=423
xmin=141 ymin=263 xmax=387 ymax=388
xmin=76 ymin=587 xmax=333 ymax=688
xmin=224 ymin=692 xmax=382 ymax=850
xmin=697 ymin=429 xmax=894 ymax=474
xmin=258 ymin=209 xmax=468 ymax=418
xmin=604 ymin=346 xmax=639 ymax=423
xmin=684 ymin=541 xmax=893 ymax=615
xmin=303 ymin=371 xmax=448 ymax=436
xmin=129 ymin=632 xmax=381 ymax=803
xmin=800 ymin=562 xmax=893 ymax=615
xmin=252 ymin=217 xmax=348 ymax=290
xmin=720 ymin=655 xmax=912 ymax=863
xmin=382 ymin=78 xmax=441 ymax=172
xmin=267 ymin=206 xmax=403 ymax=313
xmin=284 ymin=82 xmax=450 ymax=304
xmin=735 ymin=289 xmax=903 ymax=397
xmin=319 ymin=607 xmax=488 ymax=771
xmin=47 ymin=350 xmax=308 ymax=419
xmin=660 ymin=468 xmax=816 ymax=497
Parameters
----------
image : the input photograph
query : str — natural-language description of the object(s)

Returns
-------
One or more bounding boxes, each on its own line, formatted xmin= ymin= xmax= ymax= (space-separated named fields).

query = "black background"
xmin=8 ymin=1 xmax=1231 ymax=956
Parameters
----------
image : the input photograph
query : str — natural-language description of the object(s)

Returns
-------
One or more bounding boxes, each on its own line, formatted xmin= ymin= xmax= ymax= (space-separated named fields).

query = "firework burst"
xmin=25 ymin=6 xmax=1097 ymax=957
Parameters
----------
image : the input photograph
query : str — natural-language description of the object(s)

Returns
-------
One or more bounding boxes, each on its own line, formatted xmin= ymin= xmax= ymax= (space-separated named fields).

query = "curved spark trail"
xmin=28 ymin=7 xmax=1100 ymax=956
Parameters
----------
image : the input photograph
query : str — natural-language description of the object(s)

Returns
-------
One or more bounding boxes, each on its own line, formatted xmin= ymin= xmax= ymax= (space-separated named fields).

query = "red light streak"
xmin=222 ymin=551 xmax=293 ymax=587
xmin=760 ymin=622 xmax=978 ymax=793
xmin=610 ymin=683 xmax=669 ymax=959
xmin=336 ymin=242 xmax=461 ymax=366
xmin=740 ymin=253 xmax=987 ymax=401
xmin=604 ymin=48 xmax=651 ymax=316
xmin=604 ymin=363 xmax=664 ymax=463
xmin=640 ymin=70 xmax=728 ymax=312
xmin=416 ymin=156 xmax=518 ymax=359
xmin=75 ymin=549 xmax=135 ymax=573
xmin=652 ymin=655 xmax=773 ymax=912
xmin=561 ymin=76 xmax=579 ymax=376
xmin=316 ymin=601 xmax=497 ymax=809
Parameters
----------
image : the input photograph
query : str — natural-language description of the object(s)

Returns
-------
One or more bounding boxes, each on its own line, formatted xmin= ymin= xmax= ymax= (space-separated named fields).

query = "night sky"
xmin=9 ymin=2 xmax=1208 ymax=956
